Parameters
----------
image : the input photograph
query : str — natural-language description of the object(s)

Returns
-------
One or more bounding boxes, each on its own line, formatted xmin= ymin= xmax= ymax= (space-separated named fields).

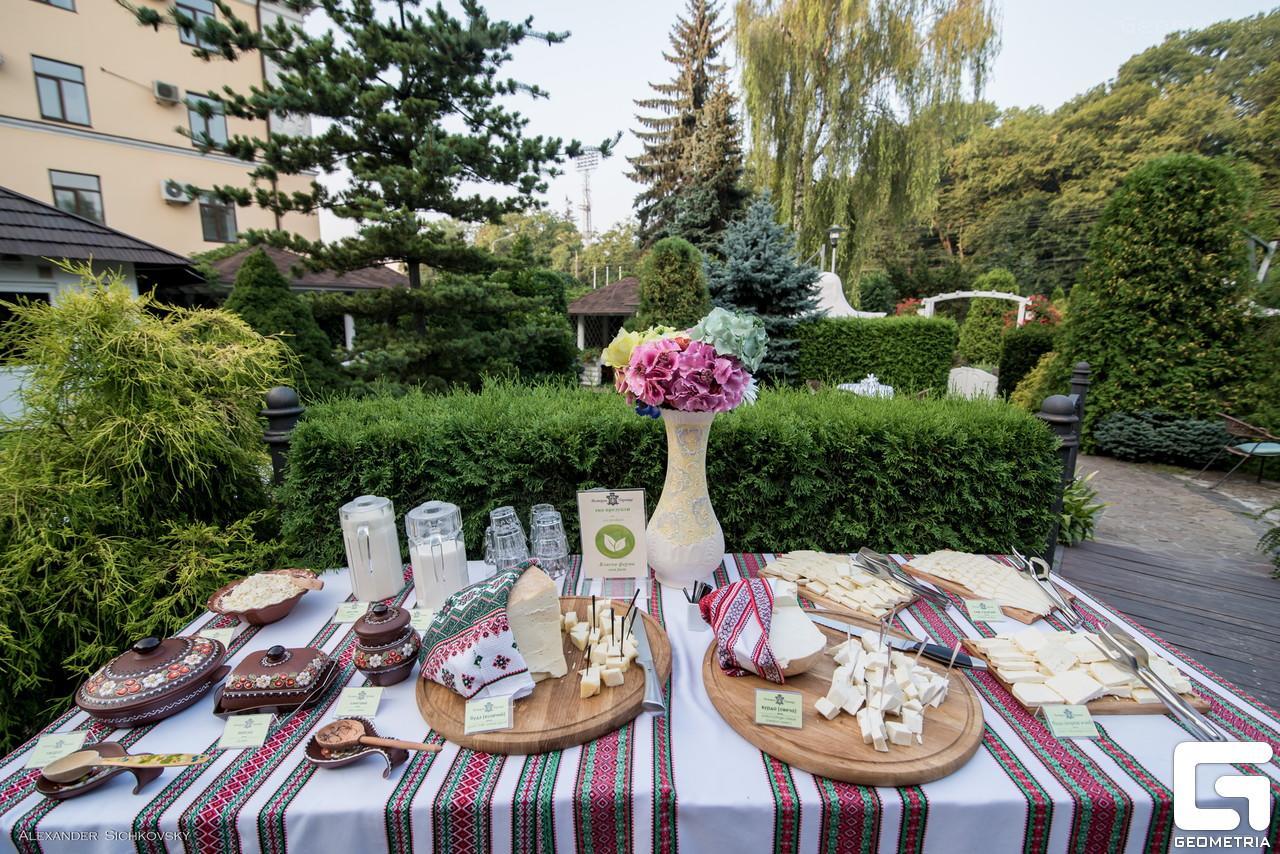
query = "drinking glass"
xmin=484 ymin=505 xmax=529 ymax=570
xmin=530 ymin=510 xmax=571 ymax=578
xmin=529 ymin=503 xmax=556 ymax=531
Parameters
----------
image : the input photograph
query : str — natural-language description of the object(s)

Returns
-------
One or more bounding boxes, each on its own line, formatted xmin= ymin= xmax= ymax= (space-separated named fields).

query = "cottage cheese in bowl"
xmin=219 ymin=573 xmax=303 ymax=612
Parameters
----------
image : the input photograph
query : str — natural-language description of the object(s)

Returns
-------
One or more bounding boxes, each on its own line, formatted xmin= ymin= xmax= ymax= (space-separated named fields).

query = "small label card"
xmin=409 ymin=608 xmax=435 ymax=632
xmin=754 ymin=689 xmax=804 ymax=729
xmin=334 ymin=686 xmax=383 ymax=718
xmin=199 ymin=626 xmax=237 ymax=648
xmin=463 ymin=695 xmax=513 ymax=735
xmin=333 ymin=602 xmax=369 ymax=623
xmin=578 ymin=488 xmax=648 ymax=580
xmin=218 ymin=714 xmax=274 ymax=750
xmin=1043 ymin=704 xmax=1099 ymax=739
xmin=965 ymin=599 xmax=1004 ymax=623
xmin=25 ymin=731 xmax=88 ymax=769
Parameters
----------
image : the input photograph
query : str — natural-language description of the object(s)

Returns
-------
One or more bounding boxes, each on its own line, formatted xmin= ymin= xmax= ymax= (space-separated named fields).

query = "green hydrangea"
xmin=690 ymin=307 xmax=768 ymax=372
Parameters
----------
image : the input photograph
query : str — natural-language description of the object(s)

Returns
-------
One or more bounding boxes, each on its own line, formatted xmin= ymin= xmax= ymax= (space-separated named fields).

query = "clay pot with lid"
xmin=76 ymin=636 xmax=230 ymax=727
xmin=353 ymin=603 xmax=420 ymax=686
xmin=217 ymin=645 xmax=335 ymax=714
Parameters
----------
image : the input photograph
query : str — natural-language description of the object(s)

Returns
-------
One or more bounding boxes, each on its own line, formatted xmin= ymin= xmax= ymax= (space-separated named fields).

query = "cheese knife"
xmin=629 ymin=614 xmax=666 ymax=713
xmin=806 ymin=612 xmax=986 ymax=671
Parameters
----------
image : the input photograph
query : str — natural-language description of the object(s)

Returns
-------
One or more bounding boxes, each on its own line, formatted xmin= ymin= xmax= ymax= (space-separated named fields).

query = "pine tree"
xmin=122 ymin=0 xmax=616 ymax=288
xmin=223 ymin=250 xmax=344 ymax=396
xmin=705 ymin=197 xmax=819 ymax=383
xmin=629 ymin=1 xmax=746 ymax=250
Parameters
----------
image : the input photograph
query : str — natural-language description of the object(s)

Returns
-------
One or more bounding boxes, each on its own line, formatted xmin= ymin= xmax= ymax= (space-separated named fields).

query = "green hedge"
xmin=998 ymin=324 xmax=1057 ymax=397
xmin=280 ymin=384 xmax=1060 ymax=567
xmin=1093 ymin=411 xmax=1229 ymax=467
xmin=795 ymin=316 xmax=958 ymax=392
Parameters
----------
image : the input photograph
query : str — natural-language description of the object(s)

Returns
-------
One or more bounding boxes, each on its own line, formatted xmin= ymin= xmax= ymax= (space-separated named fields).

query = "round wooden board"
xmin=702 ymin=621 xmax=985 ymax=786
xmin=417 ymin=596 xmax=672 ymax=754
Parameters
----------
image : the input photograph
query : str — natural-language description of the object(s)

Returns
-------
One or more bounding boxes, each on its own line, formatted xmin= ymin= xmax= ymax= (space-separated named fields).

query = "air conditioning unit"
xmin=160 ymin=180 xmax=191 ymax=205
xmin=153 ymin=80 xmax=181 ymax=106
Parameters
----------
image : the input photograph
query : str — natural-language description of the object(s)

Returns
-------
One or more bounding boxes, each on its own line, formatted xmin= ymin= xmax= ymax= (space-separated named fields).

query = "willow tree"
xmin=735 ymin=0 xmax=998 ymax=278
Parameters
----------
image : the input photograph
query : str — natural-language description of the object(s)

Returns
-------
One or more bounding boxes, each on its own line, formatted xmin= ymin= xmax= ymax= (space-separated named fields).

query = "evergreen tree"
xmin=705 ymin=197 xmax=819 ymax=383
xmin=636 ymin=237 xmax=712 ymax=329
xmin=629 ymin=1 xmax=746 ymax=249
xmin=957 ymin=268 xmax=1017 ymax=367
xmin=123 ymin=0 xmax=616 ymax=288
xmin=223 ymin=250 xmax=344 ymax=395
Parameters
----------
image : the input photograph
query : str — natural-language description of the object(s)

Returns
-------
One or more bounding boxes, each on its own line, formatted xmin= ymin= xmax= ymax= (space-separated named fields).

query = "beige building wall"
xmin=0 ymin=0 xmax=321 ymax=256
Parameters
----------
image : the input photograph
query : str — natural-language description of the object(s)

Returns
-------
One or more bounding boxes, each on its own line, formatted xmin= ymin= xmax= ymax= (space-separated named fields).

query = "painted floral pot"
xmin=646 ymin=409 xmax=724 ymax=587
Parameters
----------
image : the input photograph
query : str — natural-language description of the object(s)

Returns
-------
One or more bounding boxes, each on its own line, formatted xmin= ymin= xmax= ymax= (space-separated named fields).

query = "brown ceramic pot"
xmin=353 ymin=603 xmax=419 ymax=686
xmin=207 ymin=569 xmax=321 ymax=626
xmin=76 ymin=636 xmax=229 ymax=727
xmin=216 ymin=645 xmax=334 ymax=713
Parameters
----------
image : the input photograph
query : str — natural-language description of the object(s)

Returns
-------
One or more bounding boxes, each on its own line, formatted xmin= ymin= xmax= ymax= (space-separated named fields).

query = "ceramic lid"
xmin=77 ymin=635 xmax=227 ymax=713
xmin=353 ymin=603 xmax=411 ymax=646
xmin=224 ymin=645 xmax=331 ymax=700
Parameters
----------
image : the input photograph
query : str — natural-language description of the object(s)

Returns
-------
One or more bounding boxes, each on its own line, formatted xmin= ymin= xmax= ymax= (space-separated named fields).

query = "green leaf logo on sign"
xmin=596 ymin=524 xmax=635 ymax=559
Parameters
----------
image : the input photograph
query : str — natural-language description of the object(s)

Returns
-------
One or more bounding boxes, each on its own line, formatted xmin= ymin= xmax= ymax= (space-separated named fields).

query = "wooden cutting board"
xmin=702 ymin=616 xmax=985 ymax=786
xmin=417 ymin=596 xmax=672 ymax=754
xmin=898 ymin=562 xmax=1071 ymax=625
xmin=960 ymin=640 xmax=1212 ymax=715
xmin=759 ymin=557 xmax=918 ymax=624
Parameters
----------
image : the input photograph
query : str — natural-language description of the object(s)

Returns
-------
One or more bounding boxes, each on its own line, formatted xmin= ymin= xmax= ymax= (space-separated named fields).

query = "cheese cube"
xmin=1035 ymin=646 xmax=1079 ymax=675
xmin=832 ymin=664 xmax=855 ymax=687
xmin=863 ymin=651 xmax=890 ymax=671
xmin=1045 ymin=671 xmax=1104 ymax=705
xmin=856 ymin=709 xmax=875 ymax=744
xmin=590 ymin=644 xmax=607 ymax=665
xmin=563 ymin=612 xmax=578 ymax=630
xmin=842 ymin=686 xmax=866 ymax=717
xmin=579 ymin=667 xmax=601 ymax=698
xmin=886 ymin=721 xmax=914 ymax=746
xmin=825 ymin=680 xmax=851 ymax=708
xmin=903 ymin=708 xmax=924 ymax=736
xmin=833 ymin=641 xmax=857 ymax=665
xmin=604 ymin=656 xmax=626 ymax=670
xmin=568 ymin=624 xmax=590 ymax=650
xmin=1011 ymin=682 xmax=1062 ymax=706
xmin=601 ymin=667 xmax=625 ymax=687
xmin=813 ymin=696 xmax=840 ymax=719
xmin=926 ymin=678 xmax=950 ymax=708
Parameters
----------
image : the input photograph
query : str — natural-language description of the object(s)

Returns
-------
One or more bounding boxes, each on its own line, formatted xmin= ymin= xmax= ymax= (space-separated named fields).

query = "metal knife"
xmin=807 ymin=613 xmax=986 ymax=671
xmin=630 ymin=614 xmax=666 ymax=712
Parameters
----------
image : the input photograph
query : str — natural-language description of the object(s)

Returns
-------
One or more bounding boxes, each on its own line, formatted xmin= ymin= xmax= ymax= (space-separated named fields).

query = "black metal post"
xmin=1068 ymin=361 xmax=1091 ymax=475
xmin=262 ymin=386 xmax=304 ymax=486
xmin=1037 ymin=393 xmax=1080 ymax=568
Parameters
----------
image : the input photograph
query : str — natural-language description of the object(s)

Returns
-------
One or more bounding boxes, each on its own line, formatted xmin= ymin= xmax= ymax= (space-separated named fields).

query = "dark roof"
xmin=209 ymin=245 xmax=408 ymax=291
xmin=0 ymin=186 xmax=192 ymax=267
xmin=568 ymin=276 xmax=640 ymax=316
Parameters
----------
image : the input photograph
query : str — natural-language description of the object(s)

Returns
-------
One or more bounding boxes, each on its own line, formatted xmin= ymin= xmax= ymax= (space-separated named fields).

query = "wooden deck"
xmin=1059 ymin=540 xmax=1280 ymax=711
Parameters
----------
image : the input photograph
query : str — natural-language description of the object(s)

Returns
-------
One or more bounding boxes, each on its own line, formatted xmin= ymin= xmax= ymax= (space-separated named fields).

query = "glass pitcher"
xmin=339 ymin=495 xmax=404 ymax=602
xmin=405 ymin=500 xmax=469 ymax=610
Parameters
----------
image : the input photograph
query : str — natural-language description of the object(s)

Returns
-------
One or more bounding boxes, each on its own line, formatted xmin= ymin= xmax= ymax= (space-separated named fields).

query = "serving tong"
xmin=1091 ymin=621 xmax=1228 ymax=742
xmin=1009 ymin=548 xmax=1084 ymax=629
xmin=853 ymin=549 xmax=951 ymax=610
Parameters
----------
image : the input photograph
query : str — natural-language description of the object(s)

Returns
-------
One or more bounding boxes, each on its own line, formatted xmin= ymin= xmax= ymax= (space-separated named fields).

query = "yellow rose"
xmin=601 ymin=329 xmax=646 ymax=369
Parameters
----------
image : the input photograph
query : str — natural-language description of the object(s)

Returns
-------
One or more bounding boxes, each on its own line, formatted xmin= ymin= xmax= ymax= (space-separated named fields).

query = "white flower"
xmin=367 ymin=654 xmax=383 ymax=668
xmin=400 ymin=642 xmax=414 ymax=655
xmin=255 ymin=675 xmax=271 ymax=688
xmin=99 ymin=680 xmax=117 ymax=694
xmin=297 ymin=670 xmax=312 ymax=686
xmin=142 ymin=673 xmax=164 ymax=688
xmin=183 ymin=654 xmax=203 ymax=665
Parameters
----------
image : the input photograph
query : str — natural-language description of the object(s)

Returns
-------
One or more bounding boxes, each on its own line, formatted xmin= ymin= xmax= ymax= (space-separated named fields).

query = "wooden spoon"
xmin=42 ymin=751 xmax=210 ymax=784
xmin=276 ymin=570 xmax=324 ymax=591
xmin=313 ymin=719 xmax=441 ymax=755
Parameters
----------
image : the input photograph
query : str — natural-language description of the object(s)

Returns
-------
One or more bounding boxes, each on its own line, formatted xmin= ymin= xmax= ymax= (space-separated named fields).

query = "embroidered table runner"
xmin=2 ymin=556 xmax=1277 ymax=854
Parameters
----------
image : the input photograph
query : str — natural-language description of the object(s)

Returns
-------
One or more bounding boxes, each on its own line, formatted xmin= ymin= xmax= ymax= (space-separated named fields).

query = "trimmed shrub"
xmin=636 ymin=237 xmax=712 ymax=328
xmin=957 ymin=268 xmax=1018 ymax=366
xmin=1011 ymin=351 xmax=1061 ymax=412
xmin=280 ymin=383 xmax=1060 ymax=568
xmin=998 ymin=323 xmax=1057 ymax=397
xmin=0 ymin=265 xmax=289 ymax=752
xmin=857 ymin=271 xmax=896 ymax=314
xmin=794 ymin=316 xmax=958 ymax=392
xmin=1058 ymin=154 xmax=1251 ymax=446
xmin=1092 ymin=411 xmax=1229 ymax=467
xmin=223 ymin=249 xmax=344 ymax=396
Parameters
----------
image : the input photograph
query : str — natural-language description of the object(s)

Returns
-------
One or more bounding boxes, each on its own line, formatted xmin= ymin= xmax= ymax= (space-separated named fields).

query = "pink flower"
xmin=624 ymin=337 xmax=681 ymax=406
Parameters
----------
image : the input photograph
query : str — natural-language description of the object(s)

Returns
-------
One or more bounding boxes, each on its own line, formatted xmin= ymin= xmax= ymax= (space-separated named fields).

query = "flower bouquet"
xmin=601 ymin=308 xmax=767 ymax=585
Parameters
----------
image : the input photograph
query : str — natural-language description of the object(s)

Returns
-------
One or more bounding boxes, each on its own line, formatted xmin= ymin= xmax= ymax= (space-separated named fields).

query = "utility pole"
xmin=576 ymin=152 xmax=599 ymax=244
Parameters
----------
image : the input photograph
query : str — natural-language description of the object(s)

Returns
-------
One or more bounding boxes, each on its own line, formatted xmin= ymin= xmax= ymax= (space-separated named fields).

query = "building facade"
xmin=0 ymin=0 xmax=321 ymax=256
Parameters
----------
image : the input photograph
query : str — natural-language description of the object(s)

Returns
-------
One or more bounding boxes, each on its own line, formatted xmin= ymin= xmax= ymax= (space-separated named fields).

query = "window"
xmin=186 ymin=93 xmax=228 ymax=148
xmin=32 ymin=57 xmax=89 ymax=125
xmin=199 ymin=196 xmax=236 ymax=243
xmin=33 ymin=0 xmax=75 ymax=11
xmin=177 ymin=0 xmax=217 ymax=49
xmin=0 ymin=291 xmax=54 ymax=360
xmin=49 ymin=170 xmax=104 ymax=224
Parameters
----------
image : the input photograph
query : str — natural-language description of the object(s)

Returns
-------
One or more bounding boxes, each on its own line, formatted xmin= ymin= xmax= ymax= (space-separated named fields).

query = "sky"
xmin=309 ymin=0 xmax=1278 ymax=244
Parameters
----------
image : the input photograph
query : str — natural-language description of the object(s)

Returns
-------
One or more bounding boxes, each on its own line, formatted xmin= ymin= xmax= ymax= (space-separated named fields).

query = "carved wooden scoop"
xmin=313 ymin=719 xmax=441 ymax=755
xmin=42 ymin=750 xmax=210 ymax=783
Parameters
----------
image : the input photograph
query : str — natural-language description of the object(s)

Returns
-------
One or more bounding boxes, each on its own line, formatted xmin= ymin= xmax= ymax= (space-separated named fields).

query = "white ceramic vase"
xmin=646 ymin=409 xmax=725 ymax=587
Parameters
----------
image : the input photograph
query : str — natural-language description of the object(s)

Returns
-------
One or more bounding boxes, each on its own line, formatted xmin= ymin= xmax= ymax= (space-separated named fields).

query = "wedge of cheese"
xmin=508 ymin=564 xmax=568 ymax=682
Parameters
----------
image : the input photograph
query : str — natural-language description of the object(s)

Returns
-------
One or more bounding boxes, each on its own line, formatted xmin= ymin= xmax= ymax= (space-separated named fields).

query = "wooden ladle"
xmin=278 ymin=570 xmax=324 ymax=591
xmin=42 ymin=750 xmax=210 ymax=784
xmin=313 ymin=719 xmax=441 ymax=756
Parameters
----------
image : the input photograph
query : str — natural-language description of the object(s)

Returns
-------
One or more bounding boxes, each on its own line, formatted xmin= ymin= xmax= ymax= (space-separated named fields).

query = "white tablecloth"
xmin=1 ymin=555 xmax=1277 ymax=854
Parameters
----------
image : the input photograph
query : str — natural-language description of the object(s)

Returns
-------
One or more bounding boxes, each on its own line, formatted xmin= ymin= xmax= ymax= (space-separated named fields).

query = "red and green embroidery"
xmin=433 ymin=749 xmax=506 ymax=854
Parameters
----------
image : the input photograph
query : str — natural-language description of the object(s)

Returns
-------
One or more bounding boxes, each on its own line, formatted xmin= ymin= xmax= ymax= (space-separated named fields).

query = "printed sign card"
xmin=464 ymin=695 xmax=513 ymax=735
xmin=578 ymin=488 xmax=648 ymax=579
xmin=25 ymin=732 xmax=88 ymax=769
xmin=964 ymin=599 xmax=1004 ymax=623
xmin=333 ymin=602 xmax=369 ymax=623
xmin=218 ymin=714 xmax=274 ymax=750
xmin=754 ymin=689 xmax=804 ymax=729
xmin=1043 ymin=704 xmax=1099 ymax=739
xmin=334 ymin=686 xmax=383 ymax=718
xmin=409 ymin=609 xmax=435 ymax=632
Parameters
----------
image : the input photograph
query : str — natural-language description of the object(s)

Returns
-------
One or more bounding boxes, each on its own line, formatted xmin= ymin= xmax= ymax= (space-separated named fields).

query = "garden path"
xmin=1059 ymin=454 xmax=1280 ymax=709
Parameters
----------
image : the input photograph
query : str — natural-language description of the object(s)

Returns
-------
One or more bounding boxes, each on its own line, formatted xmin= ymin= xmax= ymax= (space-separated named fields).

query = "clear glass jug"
xmin=405 ymin=501 xmax=469 ymax=610
xmin=339 ymin=495 xmax=404 ymax=601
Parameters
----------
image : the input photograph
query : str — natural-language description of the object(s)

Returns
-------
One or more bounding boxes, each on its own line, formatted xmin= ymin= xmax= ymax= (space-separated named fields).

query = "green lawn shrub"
xmin=998 ymin=323 xmax=1057 ymax=397
xmin=280 ymin=383 xmax=1060 ymax=569
xmin=794 ymin=316 xmax=958 ymax=392
xmin=1093 ymin=411 xmax=1230 ymax=467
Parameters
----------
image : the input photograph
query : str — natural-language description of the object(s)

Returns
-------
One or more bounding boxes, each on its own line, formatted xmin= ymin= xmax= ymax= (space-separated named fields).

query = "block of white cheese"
xmin=508 ymin=564 xmax=568 ymax=682
xmin=1045 ymin=671 xmax=1105 ymax=705
xmin=769 ymin=604 xmax=827 ymax=676
xmin=1012 ymin=682 xmax=1063 ymax=706
xmin=1035 ymin=646 xmax=1079 ymax=675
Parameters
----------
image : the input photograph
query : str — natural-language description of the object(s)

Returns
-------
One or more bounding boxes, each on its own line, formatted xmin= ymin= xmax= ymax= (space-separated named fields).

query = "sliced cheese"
xmin=1044 ymin=671 xmax=1104 ymax=705
xmin=1012 ymin=682 xmax=1062 ymax=706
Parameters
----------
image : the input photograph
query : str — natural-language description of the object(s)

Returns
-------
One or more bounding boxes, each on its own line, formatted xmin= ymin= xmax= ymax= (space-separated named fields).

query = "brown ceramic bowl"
xmin=36 ymin=742 xmax=164 ymax=799
xmin=207 ymin=569 xmax=322 ymax=626
xmin=304 ymin=717 xmax=409 ymax=778
xmin=76 ymin=635 xmax=230 ymax=727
